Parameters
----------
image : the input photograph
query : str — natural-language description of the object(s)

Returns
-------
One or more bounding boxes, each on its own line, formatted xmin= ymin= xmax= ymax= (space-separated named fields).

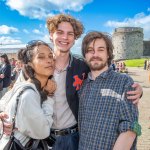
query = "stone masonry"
xmin=112 ymin=27 xmax=144 ymax=60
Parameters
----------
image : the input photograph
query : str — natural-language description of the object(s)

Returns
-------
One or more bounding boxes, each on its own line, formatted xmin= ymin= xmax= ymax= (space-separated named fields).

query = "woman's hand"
xmin=44 ymin=79 xmax=57 ymax=96
xmin=0 ymin=74 xmax=4 ymax=79
xmin=0 ymin=112 xmax=13 ymax=136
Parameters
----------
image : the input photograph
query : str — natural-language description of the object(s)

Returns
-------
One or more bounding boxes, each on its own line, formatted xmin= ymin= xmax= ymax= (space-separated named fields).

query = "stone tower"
xmin=112 ymin=27 xmax=143 ymax=60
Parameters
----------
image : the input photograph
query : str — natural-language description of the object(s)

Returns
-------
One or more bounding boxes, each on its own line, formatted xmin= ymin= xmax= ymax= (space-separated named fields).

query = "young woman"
xmin=0 ymin=40 xmax=56 ymax=148
xmin=0 ymin=53 xmax=11 ymax=98
xmin=11 ymin=60 xmax=23 ymax=81
xmin=10 ymin=60 xmax=23 ymax=89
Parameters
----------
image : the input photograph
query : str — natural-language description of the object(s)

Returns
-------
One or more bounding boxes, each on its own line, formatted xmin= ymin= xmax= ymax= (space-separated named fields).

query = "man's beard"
xmin=86 ymin=56 xmax=107 ymax=71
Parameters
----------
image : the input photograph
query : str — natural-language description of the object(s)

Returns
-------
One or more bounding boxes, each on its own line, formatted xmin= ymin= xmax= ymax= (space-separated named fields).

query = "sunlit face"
xmin=85 ymin=38 xmax=109 ymax=71
xmin=31 ymin=45 xmax=55 ymax=78
xmin=16 ymin=61 xmax=22 ymax=69
xmin=50 ymin=22 xmax=75 ymax=53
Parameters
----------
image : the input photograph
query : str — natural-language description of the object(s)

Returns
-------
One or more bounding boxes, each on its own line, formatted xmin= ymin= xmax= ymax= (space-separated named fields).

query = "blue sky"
xmin=0 ymin=0 xmax=150 ymax=54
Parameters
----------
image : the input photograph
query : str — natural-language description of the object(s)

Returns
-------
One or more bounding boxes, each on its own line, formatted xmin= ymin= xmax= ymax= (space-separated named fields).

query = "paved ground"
xmin=127 ymin=67 xmax=150 ymax=150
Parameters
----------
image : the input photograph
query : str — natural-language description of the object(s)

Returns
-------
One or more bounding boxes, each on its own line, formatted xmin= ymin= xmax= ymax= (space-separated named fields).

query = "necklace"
xmin=55 ymin=66 xmax=63 ymax=73
xmin=55 ymin=60 xmax=69 ymax=74
xmin=55 ymin=66 xmax=67 ymax=74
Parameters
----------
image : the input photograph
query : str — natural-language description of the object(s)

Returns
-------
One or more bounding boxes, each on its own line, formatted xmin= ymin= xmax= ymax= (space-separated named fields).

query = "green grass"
xmin=125 ymin=59 xmax=148 ymax=67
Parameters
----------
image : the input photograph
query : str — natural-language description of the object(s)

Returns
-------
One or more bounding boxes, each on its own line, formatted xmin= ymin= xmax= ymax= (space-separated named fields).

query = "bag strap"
xmin=11 ymin=86 xmax=35 ymax=137
xmin=0 ymin=118 xmax=4 ymax=140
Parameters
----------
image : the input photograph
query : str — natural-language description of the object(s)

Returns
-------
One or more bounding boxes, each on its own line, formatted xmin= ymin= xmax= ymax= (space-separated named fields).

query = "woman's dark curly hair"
xmin=17 ymin=40 xmax=54 ymax=103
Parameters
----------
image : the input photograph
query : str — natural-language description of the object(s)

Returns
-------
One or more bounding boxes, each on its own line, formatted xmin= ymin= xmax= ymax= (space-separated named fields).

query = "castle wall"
xmin=143 ymin=41 xmax=150 ymax=56
xmin=112 ymin=27 xmax=143 ymax=60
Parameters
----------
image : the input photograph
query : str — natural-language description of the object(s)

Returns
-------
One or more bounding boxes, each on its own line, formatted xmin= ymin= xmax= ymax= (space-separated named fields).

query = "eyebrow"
xmin=88 ymin=46 xmax=106 ymax=49
xmin=37 ymin=52 xmax=53 ymax=55
xmin=97 ymin=46 xmax=106 ymax=49
xmin=57 ymin=29 xmax=74 ymax=33
xmin=57 ymin=29 xmax=62 ymax=32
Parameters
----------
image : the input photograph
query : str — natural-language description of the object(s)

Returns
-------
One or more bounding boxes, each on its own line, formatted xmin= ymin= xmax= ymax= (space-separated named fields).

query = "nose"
xmin=92 ymin=50 xmax=99 ymax=56
xmin=47 ymin=58 xmax=54 ymax=64
xmin=62 ymin=33 xmax=68 ymax=39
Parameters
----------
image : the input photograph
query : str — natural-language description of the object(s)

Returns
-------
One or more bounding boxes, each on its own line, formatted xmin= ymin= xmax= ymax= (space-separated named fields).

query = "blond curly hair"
xmin=47 ymin=14 xmax=84 ymax=39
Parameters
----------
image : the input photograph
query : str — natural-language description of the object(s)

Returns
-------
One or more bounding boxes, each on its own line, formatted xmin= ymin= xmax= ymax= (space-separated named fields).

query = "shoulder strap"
xmin=11 ymin=86 xmax=35 ymax=137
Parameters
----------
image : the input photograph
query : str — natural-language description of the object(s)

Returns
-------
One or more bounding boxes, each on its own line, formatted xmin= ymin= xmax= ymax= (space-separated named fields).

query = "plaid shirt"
xmin=78 ymin=67 xmax=140 ymax=150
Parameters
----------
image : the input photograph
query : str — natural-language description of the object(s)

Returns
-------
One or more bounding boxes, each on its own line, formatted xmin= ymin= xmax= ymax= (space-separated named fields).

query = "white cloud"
xmin=23 ymin=29 xmax=29 ymax=34
xmin=6 ymin=0 xmax=93 ymax=19
xmin=72 ymin=34 xmax=85 ymax=55
xmin=105 ymin=12 xmax=150 ymax=39
xmin=32 ymin=29 xmax=43 ymax=35
xmin=0 ymin=36 xmax=22 ymax=44
xmin=0 ymin=25 xmax=19 ymax=34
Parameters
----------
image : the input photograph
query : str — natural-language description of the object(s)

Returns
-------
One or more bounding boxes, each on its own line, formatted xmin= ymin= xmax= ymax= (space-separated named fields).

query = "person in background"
xmin=111 ymin=60 xmax=116 ymax=71
xmin=149 ymin=70 xmax=150 ymax=83
xmin=11 ymin=60 xmax=23 ymax=81
xmin=0 ymin=40 xmax=55 ymax=149
xmin=79 ymin=31 xmax=141 ymax=150
xmin=144 ymin=60 xmax=147 ymax=70
xmin=10 ymin=60 xmax=23 ymax=89
xmin=10 ymin=57 xmax=16 ymax=70
xmin=146 ymin=60 xmax=148 ymax=70
xmin=0 ymin=54 xmax=11 ymax=99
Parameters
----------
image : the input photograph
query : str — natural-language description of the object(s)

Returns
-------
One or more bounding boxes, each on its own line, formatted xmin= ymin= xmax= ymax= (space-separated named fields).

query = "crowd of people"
xmin=110 ymin=60 xmax=128 ymax=73
xmin=0 ymin=55 xmax=23 ymax=98
xmin=0 ymin=14 xmax=143 ymax=150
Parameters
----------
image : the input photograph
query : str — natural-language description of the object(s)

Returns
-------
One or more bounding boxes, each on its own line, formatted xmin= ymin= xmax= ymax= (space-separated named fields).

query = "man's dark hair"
xmin=82 ymin=31 xmax=114 ymax=66
xmin=0 ymin=53 xmax=10 ymax=64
